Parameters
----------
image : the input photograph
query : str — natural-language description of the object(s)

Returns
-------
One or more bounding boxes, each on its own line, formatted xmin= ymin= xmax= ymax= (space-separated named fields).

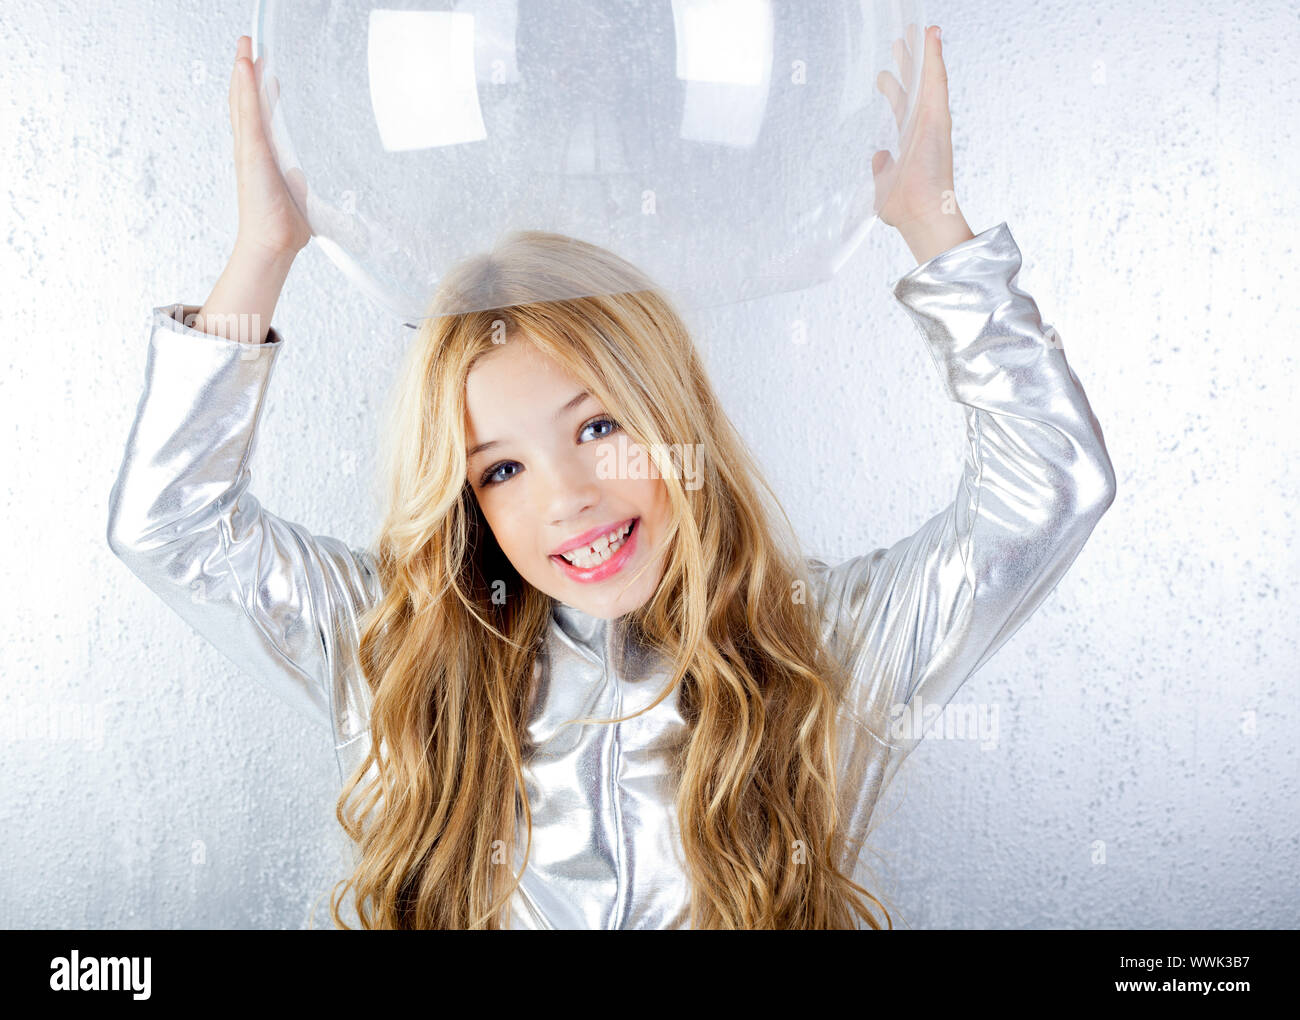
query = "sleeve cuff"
xmin=892 ymin=221 xmax=1016 ymax=300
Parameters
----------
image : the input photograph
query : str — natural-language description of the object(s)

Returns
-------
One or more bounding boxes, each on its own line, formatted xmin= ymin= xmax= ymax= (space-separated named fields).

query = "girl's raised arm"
xmin=106 ymin=37 xmax=380 ymax=748
xmin=810 ymin=220 xmax=1116 ymax=783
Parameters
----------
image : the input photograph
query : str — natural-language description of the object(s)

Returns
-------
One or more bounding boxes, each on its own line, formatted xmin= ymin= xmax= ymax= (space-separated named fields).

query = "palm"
xmin=230 ymin=38 xmax=312 ymax=257
xmin=239 ymin=143 xmax=311 ymax=254
xmin=871 ymin=25 xmax=956 ymax=232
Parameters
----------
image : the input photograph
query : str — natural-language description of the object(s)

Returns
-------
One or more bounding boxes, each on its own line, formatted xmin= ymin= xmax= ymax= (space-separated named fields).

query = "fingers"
xmin=923 ymin=25 xmax=949 ymax=112
xmin=892 ymin=34 xmax=913 ymax=91
xmin=879 ymin=22 xmax=943 ymax=132
xmin=881 ymin=22 xmax=925 ymax=131
xmin=230 ymin=37 xmax=251 ymax=132
xmin=236 ymin=51 xmax=262 ymax=149
xmin=886 ymin=25 xmax=949 ymax=119
xmin=876 ymin=70 xmax=905 ymax=131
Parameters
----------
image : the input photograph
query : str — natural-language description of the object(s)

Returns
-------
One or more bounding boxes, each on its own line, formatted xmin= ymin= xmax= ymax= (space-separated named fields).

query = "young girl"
xmin=108 ymin=27 xmax=1115 ymax=929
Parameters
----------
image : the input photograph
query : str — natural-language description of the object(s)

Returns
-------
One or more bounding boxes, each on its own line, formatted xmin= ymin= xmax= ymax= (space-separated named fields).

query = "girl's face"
xmin=464 ymin=336 xmax=671 ymax=620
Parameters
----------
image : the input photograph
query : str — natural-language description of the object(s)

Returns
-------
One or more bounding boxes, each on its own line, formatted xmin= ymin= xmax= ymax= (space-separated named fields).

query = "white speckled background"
xmin=2 ymin=0 xmax=1296 ymax=929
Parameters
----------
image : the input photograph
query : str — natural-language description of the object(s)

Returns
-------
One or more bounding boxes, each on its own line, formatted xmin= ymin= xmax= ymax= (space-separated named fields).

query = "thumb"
xmin=284 ymin=166 xmax=311 ymax=219
xmin=872 ymin=150 xmax=894 ymax=177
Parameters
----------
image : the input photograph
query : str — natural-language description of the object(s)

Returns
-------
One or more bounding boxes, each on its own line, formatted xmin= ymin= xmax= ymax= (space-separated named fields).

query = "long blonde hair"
xmin=326 ymin=231 xmax=895 ymax=929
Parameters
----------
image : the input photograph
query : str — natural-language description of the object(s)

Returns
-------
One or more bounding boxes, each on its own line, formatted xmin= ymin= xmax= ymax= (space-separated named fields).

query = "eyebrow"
xmin=467 ymin=390 xmax=593 ymax=460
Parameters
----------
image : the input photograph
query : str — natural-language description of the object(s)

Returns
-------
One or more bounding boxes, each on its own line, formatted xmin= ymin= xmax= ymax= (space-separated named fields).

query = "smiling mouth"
xmin=553 ymin=518 xmax=637 ymax=568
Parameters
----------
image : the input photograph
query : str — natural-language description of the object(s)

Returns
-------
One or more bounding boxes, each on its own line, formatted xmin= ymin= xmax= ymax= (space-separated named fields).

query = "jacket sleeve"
xmin=106 ymin=303 xmax=383 ymax=737
xmin=810 ymin=222 xmax=1116 ymax=783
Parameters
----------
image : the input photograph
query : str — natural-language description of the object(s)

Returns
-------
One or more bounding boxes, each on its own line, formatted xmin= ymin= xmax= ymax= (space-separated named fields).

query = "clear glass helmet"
xmin=252 ymin=0 xmax=928 ymax=321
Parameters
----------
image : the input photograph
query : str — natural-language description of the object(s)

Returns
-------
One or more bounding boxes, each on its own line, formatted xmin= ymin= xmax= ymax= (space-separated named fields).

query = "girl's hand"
xmin=229 ymin=35 xmax=312 ymax=261
xmin=872 ymin=25 xmax=972 ymax=258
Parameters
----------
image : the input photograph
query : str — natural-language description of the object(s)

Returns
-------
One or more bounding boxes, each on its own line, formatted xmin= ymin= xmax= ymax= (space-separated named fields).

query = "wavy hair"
xmin=324 ymin=230 xmax=896 ymax=929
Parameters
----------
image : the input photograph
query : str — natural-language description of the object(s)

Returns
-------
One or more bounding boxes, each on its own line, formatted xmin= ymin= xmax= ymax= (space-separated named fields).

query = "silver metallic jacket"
xmin=107 ymin=222 xmax=1116 ymax=928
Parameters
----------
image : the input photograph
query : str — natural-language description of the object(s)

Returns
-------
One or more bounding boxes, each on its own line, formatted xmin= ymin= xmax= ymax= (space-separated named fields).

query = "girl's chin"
xmin=548 ymin=589 xmax=643 ymax=621
xmin=554 ymin=586 xmax=621 ymax=613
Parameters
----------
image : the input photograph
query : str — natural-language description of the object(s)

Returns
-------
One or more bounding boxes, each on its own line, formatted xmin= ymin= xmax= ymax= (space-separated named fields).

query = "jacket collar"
xmin=549 ymin=599 xmax=640 ymax=670
xmin=551 ymin=600 xmax=609 ymax=652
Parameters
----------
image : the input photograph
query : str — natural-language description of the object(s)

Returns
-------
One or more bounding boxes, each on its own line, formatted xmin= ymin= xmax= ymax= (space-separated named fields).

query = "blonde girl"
xmin=108 ymin=27 xmax=1115 ymax=929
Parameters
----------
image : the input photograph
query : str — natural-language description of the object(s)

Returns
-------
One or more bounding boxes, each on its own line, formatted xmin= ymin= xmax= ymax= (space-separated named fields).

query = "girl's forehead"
xmin=464 ymin=340 xmax=589 ymax=436
xmin=468 ymin=337 xmax=573 ymax=393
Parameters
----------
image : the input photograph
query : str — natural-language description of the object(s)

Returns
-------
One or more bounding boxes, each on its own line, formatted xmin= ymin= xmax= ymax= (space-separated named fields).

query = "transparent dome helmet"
xmin=251 ymin=0 xmax=928 ymax=323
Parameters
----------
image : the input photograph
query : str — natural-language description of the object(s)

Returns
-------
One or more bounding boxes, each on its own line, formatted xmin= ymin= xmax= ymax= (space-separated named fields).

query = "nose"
xmin=544 ymin=456 xmax=602 ymax=528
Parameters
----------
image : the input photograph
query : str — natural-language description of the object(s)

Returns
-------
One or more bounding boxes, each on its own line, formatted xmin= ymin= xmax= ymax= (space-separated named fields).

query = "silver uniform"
xmin=107 ymin=222 xmax=1116 ymax=928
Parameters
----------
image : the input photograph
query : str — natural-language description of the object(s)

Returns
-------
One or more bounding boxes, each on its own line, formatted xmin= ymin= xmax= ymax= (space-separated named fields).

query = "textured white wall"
xmin=2 ymin=0 xmax=1296 ymax=929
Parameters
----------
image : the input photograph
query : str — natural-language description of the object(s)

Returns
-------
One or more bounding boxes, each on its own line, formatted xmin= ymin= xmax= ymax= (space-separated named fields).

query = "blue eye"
xmin=480 ymin=459 xmax=520 ymax=488
xmin=579 ymin=418 xmax=618 ymax=441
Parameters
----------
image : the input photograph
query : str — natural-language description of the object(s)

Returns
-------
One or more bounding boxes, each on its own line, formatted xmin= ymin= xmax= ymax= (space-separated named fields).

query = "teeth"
xmin=560 ymin=521 xmax=634 ymax=568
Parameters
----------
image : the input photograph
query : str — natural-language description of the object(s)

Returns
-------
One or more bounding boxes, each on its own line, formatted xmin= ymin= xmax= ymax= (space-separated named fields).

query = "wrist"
xmin=232 ymin=236 xmax=300 ymax=276
xmin=898 ymin=210 xmax=975 ymax=266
